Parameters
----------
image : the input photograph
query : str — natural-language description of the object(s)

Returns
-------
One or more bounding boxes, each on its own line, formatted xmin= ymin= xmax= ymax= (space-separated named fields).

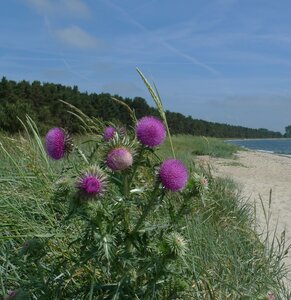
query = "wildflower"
xmin=106 ymin=147 xmax=133 ymax=171
xmin=267 ymin=292 xmax=276 ymax=300
xmin=193 ymin=173 xmax=209 ymax=193
xmin=159 ymin=159 xmax=188 ymax=191
xmin=6 ymin=289 xmax=27 ymax=299
xmin=136 ymin=116 xmax=166 ymax=147
xmin=77 ymin=166 xmax=108 ymax=198
xmin=104 ymin=126 xmax=116 ymax=141
xmin=45 ymin=127 xmax=72 ymax=160
xmin=164 ymin=232 xmax=188 ymax=256
xmin=7 ymin=290 xmax=17 ymax=299
xmin=200 ymin=175 xmax=208 ymax=187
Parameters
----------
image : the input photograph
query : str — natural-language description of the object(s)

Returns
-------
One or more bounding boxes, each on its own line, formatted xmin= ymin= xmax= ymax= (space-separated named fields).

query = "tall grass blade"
xmin=25 ymin=115 xmax=52 ymax=172
xmin=111 ymin=97 xmax=137 ymax=123
xmin=136 ymin=68 xmax=175 ymax=158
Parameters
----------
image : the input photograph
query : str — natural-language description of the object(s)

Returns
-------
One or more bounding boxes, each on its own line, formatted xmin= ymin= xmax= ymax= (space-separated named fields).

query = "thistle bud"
xmin=106 ymin=147 xmax=133 ymax=171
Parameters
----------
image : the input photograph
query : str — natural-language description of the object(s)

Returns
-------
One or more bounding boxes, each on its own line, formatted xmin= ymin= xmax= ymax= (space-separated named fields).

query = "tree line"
xmin=0 ymin=76 xmax=283 ymax=138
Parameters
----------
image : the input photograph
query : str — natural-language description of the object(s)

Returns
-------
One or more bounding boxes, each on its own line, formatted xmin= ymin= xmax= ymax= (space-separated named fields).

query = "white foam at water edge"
xmin=278 ymin=154 xmax=291 ymax=158
xmin=256 ymin=149 xmax=291 ymax=158
xmin=256 ymin=149 xmax=274 ymax=154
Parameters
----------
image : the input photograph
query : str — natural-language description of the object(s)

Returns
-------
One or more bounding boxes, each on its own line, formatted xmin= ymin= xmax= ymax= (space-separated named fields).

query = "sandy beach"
xmin=197 ymin=150 xmax=291 ymax=282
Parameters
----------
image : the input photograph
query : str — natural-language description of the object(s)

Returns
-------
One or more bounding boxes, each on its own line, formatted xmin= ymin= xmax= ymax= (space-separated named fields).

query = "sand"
xmin=197 ymin=150 xmax=291 ymax=282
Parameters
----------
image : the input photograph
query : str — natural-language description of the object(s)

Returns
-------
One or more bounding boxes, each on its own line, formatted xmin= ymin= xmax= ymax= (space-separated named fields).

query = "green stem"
xmin=128 ymin=147 xmax=145 ymax=189
xmin=133 ymin=184 xmax=164 ymax=233
xmin=89 ymin=267 xmax=96 ymax=300
xmin=123 ymin=203 xmax=132 ymax=252
xmin=123 ymin=174 xmax=129 ymax=198
xmin=175 ymin=198 xmax=189 ymax=222
xmin=144 ymin=256 xmax=167 ymax=298
xmin=0 ymin=270 xmax=6 ymax=299
xmin=74 ymin=145 xmax=89 ymax=165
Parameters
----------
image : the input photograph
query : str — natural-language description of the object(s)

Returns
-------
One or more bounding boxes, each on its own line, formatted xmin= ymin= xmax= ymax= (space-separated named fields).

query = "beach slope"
xmin=198 ymin=150 xmax=291 ymax=279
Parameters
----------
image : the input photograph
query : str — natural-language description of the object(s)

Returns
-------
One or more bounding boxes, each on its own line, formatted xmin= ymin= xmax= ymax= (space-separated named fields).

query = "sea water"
xmin=225 ymin=139 xmax=291 ymax=155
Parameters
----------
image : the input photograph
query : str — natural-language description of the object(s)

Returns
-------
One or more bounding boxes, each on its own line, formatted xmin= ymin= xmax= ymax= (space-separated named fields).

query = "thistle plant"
xmin=1 ymin=70 xmax=288 ymax=299
xmin=1 ymin=72 xmax=197 ymax=299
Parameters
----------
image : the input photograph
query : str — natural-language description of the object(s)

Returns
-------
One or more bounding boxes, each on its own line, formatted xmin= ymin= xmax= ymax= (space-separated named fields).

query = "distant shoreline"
xmin=224 ymin=138 xmax=291 ymax=156
xmin=247 ymin=148 xmax=291 ymax=158
xmin=224 ymin=138 xmax=291 ymax=141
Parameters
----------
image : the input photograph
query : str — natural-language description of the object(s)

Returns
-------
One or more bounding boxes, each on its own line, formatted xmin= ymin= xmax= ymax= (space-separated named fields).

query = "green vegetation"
xmin=0 ymin=74 xmax=289 ymax=299
xmin=158 ymin=135 xmax=241 ymax=161
xmin=221 ymin=161 xmax=247 ymax=167
xmin=285 ymin=125 xmax=291 ymax=138
xmin=0 ymin=76 xmax=282 ymax=138
xmin=0 ymin=127 xmax=290 ymax=299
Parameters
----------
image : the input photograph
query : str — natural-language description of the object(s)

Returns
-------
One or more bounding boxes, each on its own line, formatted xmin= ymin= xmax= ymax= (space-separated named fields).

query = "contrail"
xmin=44 ymin=15 xmax=92 ymax=83
xmin=103 ymin=0 xmax=220 ymax=75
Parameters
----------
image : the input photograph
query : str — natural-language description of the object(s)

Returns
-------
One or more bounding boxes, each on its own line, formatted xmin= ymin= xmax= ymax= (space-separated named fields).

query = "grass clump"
xmin=158 ymin=135 xmax=241 ymax=161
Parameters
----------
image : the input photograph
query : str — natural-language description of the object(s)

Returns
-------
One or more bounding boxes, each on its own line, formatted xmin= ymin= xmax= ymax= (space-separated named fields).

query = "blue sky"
xmin=1 ymin=0 xmax=291 ymax=133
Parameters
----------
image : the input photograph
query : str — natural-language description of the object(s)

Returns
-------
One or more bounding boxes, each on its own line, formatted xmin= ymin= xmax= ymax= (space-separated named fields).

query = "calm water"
xmin=226 ymin=139 xmax=291 ymax=155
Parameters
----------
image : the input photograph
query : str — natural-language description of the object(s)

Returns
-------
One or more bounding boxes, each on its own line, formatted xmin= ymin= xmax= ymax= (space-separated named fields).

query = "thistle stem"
xmin=89 ymin=267 xmax=96 ymax=300
xmin=74 ymin=145 xmax=89 ymax=165
xmin=133 ymin=183 xmax=164 ymax=233
xmin=123 ymin=174 xmax=129 ymax=198
xmin=128 ymin=147 xmax=145 ymax=189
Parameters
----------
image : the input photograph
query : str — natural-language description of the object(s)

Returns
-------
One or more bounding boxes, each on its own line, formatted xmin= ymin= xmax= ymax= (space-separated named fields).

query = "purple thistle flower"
xmin=104 ymin=126 xmax=116 ymax=141
xmin=106 ymin=147 xmax=133 ymax=171
xmin=81 ymin=176 xmax=102 ymax=195
xmin=268 ymin=292 xmax=276 ymax=300
xmin=77 ymin=166 xmax=107 ymax=198
xmin=159 ymin=159 xmax=188 ymax=191
xmin=45 ymin=127 xmax=72 ymax=160
xmin=7 ymin=290 xmax=17 ymax=299
xmin=136 ymin=116 xmax=166 ymax=148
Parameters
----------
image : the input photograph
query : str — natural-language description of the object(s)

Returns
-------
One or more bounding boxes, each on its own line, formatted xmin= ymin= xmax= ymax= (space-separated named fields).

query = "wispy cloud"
xmin=61 ymin=0 xmax=90 ymax=17
xmin=25 ymin=0 xmax=50 ymax=13
xmin=25 ymin=0 xmax=90 ymax=18
xmin=3 ymin=0 xmax=291 ymax=132
xmin=103 ymin=0 xmax=220 ymax=75
xmin=55 ymin=26 xmax=103 ymax=49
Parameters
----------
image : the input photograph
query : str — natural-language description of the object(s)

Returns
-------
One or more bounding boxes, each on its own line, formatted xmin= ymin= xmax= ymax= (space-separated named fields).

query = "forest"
xmin=0 ymin=76 xmax=283 ymax=138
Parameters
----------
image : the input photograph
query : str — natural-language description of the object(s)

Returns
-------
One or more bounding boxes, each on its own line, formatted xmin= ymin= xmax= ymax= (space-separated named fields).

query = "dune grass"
xmin=158 ymin=135 xmax=241 ymax=162
xmin=0 ymin=127 xmax=290 ymax=299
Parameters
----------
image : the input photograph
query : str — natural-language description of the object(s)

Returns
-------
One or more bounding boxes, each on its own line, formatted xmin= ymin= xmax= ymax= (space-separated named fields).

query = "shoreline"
xmin=197 ymin=150 xmax=291 ymax=283
xmin=224 ymin=139 xmax=291 ymax=157
xmin=225 ymin=138 xmax=291 ymax=140
xmin=224 ymin=138 xmax=291 ymax=141
xmin=253 ymin=149 xmax=291 ymax=158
